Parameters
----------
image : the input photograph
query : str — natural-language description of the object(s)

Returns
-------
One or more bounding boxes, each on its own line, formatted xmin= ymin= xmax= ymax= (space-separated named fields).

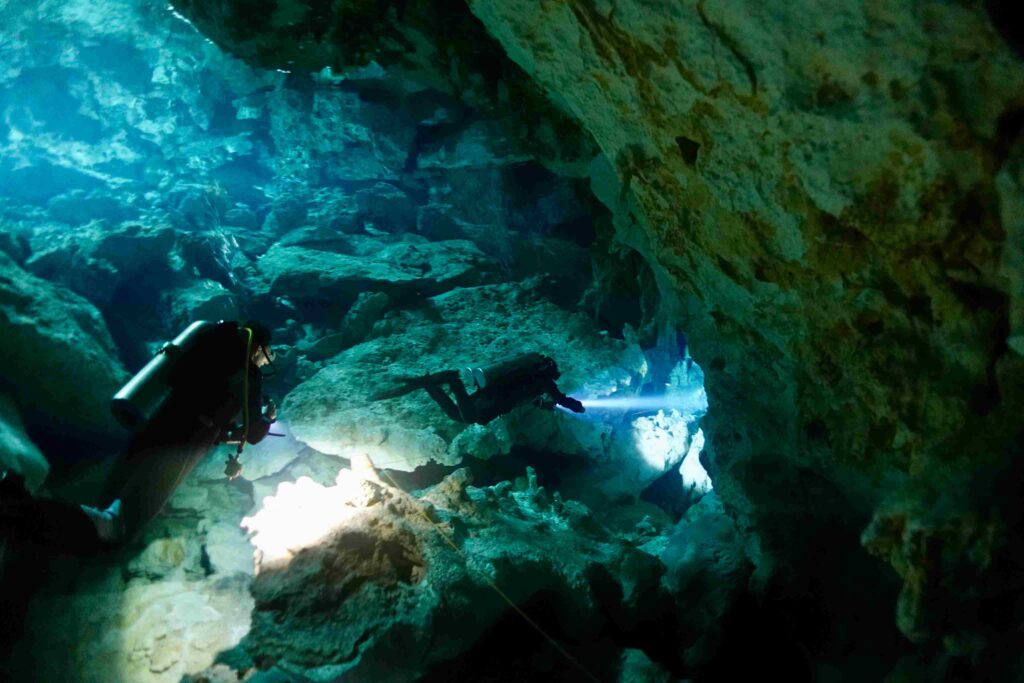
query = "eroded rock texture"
xmin=0 ymin=250 xmax=128 ymax=448
xmin=174 ymin=0 xmax=1024 ymax=676
xmin=194 ymin=467 xmax=680 ymax=682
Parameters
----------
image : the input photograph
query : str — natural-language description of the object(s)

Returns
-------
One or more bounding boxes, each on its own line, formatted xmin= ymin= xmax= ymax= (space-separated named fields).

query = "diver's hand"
xmin=224 ymin=455 xmax=243 ymax=480
xmin=562 ymin=397 xmax=585 ymax=413
xmin=263 ymin=398 xmax=277 ymax=422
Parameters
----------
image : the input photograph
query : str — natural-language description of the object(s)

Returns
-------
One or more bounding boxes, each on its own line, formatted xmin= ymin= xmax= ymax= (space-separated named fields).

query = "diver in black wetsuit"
xmin=373 ymin=352 xmax=585 ymax=425
xmin=0 ymin=320 xmax=277 ymax=554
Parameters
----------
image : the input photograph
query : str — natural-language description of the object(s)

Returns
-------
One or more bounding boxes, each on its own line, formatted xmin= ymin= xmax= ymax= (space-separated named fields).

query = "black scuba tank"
xmin=458 ymin=353 xmax=557 ymax=391
xmin=110 ymin=320 xmax=215 ymax=431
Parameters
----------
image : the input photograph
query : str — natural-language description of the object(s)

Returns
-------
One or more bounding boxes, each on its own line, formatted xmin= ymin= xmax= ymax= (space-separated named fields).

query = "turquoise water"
xmin=0 ymin=1 xmax=708 ymax=680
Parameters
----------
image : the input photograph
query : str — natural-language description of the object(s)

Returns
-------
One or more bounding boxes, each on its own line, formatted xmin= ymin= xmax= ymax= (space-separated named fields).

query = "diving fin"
xmin=370 ymin=371 xmax=460 ymax=401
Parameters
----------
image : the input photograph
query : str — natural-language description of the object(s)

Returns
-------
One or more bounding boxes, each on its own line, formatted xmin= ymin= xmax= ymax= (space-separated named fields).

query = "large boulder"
xmin=162 ymin=278 xmax=240 ymax=330
xmin=0 ymin=394 xmax=49 ymax=492
xmin=230 ymin=467 xmax=669 ymax=682
xmin=256 ymin=236 xmax=499 ymax=303
xmin=21 ymin=490 xmax=257 ymax=683
xmin=0 ymin=251 xmax=128 ymax=443
xmin=660 ymin=492 xmax=749 ymax=672
xmin=25 ymin=223 xmax=178 ymax=307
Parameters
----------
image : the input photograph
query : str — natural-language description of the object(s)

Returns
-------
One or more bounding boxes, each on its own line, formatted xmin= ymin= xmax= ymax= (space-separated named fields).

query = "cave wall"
xmin=172 ymin=0 xmax=1024 ymax=672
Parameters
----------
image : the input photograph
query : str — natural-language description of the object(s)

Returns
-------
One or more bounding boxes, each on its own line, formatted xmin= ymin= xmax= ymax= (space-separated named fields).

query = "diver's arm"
xmin=244 ymin=406 xmax=273 ymax=444
xmin=220 ymin=368 xmax=273 ymax=445
xmin=545 ymin=381 xmax=585 ymax=413
xmin=243 ymin=370 xmax=273 ymax=445
xmin=371 ymin=370 xmax=461 ymax=401
xmin=423 ymin=383 xmax=472 ymax=423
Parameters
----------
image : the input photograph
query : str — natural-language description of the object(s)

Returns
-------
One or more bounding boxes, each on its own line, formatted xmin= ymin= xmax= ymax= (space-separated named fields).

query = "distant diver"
xmin=0 ymin=320 xmax=278 ymax=554
xmin=373 ymin=352 xmax=585 ymax=425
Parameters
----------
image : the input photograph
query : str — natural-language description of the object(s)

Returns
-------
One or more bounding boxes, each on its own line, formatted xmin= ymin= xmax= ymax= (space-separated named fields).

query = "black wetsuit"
xmin=420 ymin=353 xmax=584 ymax=425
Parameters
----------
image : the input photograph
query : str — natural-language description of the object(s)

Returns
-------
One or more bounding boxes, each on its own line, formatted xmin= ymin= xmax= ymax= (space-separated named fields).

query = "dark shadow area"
xmin=640 ymin=467 xmax=701 ymax=521
xmin=722 ymin=459 xmax=913 ymax=681
xmin=381 ymin=445 xmax=585 ymax=495
xmin=418 ymin=589 xmax=624 ymax=683
xmin=471 ymin=445 xmax=588 ymax=490
xmin=987 ymin=0 xmax=1024 ymax=59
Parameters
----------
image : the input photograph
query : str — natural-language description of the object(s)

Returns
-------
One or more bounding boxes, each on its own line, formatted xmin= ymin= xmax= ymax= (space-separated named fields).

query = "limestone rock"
xmin=283 ymin=280 xmax=645 ymax=473
xmin=0 ymin=250 xmax=127 ymax=441
xmin=234 ymin=469 xmax=669 ymax=681
xmin=0 ymin=229 xmax=31 ymax=265
xmin=618 ymin=649 xmax=677 ymax=683
xmin=25 ymin=223 xmax=178 ymax=307
xmin=172 ymin=0 xmax=1024 ymax=668
xmin=295 ymin=291 xmax=391 ymax=361
xmin=660 ymin=492 xmax=749 ymax=672
xmin=0 ymin=394 xmax=49 ymax=492
xmin=353 ymin=182 xmax=417 ymax=234
xmin=24 ymin=572 xmax=254 ymax=683
xmin=47 ymin=189 xmax=136 ymax=225
xmin=163 ymin=279 xmax=240 ymax=330
xmin=257 ymin=237 xmax=498 ymax=303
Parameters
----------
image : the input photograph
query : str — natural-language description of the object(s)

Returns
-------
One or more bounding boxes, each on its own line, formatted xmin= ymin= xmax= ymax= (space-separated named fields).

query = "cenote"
xmin=1 ymin=1 xmax=1023 ymax=682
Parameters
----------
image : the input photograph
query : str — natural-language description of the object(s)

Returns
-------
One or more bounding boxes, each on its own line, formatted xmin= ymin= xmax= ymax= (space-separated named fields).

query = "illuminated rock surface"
xmin=189 ymin=467 xmax=680 ymax=682
xmin=18 ymin=481 xmax=258 ymax=683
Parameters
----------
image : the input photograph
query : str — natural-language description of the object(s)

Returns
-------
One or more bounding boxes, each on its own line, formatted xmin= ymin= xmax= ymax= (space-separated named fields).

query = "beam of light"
xmin=240 ymin=468 xmax=370 ymax=572
xmin=576 ymin=386 xmax=708 ymax=414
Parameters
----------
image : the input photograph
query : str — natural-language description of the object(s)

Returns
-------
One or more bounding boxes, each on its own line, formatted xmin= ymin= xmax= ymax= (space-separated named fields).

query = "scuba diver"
xmin=0 ymin=320 xmax=277 ymax=554
xmin=373 ymin=352 xmax=584 ymax=425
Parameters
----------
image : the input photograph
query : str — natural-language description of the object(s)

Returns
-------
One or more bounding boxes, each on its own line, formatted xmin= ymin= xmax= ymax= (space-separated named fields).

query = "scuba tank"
xmin=458 ymin=353 xmax=556 ymax=391
xmin=110 ymin=321 xmax=215 ymax=431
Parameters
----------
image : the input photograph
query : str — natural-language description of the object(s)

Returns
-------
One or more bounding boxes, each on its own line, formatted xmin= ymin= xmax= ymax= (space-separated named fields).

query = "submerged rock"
xmin=283 ymin=280 xmax=645 ymax=475
xmin=660 ymin=492 xmax=749 ymax=673
xmin=0 ymin=251 xmax=127 ymax=442
xmin=163 ymin=278 xmax=240 ymax=330
xmin=617 ymin=649 xmax=677 ymax=683
xmin=257 ymin=237 xmax=498 ymax=303
xmin=231 ymin=468 xmax=669 ymax=682
xmin=172 ymin=0 xmax=1024 ymax=674
xmin=0 ymin=395 xmax=49 ymax=492
xmin=24 ymin=569 xmax=255 ymax=683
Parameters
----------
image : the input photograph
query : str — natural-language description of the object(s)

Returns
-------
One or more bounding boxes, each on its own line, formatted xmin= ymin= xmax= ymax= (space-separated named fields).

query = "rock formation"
xmin=2 ymin=0 xmax=1022 ymax=680
xmin=172 ymin=0 xmax=1024 ymax=677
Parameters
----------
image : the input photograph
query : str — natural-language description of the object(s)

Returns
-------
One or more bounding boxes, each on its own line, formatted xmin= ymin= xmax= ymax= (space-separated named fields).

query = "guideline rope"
xmin=371 ymin=459 xmax=602 ymax=683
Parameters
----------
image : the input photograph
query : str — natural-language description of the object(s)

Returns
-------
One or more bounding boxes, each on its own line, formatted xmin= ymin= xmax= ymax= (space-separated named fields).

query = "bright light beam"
xmin=241 ymin=468 xmax=371 ymax=571
xmin=576 ymin=387 xmax=708 ymax=413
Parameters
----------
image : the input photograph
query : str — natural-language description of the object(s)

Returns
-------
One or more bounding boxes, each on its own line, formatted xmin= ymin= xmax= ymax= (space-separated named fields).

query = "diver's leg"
xmin=445 ymin=378 xmax=484 ymax=423
xmin=423 ymin=384 xmax=468 ymax=423
xmin=101 ymin=419 xmax=221 ymax=538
